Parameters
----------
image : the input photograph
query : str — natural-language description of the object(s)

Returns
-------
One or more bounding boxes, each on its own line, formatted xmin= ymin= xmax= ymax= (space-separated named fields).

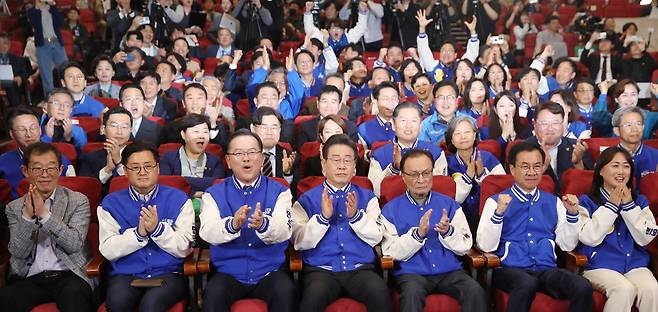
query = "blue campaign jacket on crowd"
xmin=576 ymin=191 xmax=655 ymax=273
xmin=39 ymin=115 xmax=88 ymax=152
xmin=358 ymin=116 xmax=396 ymax=148
xmin=419 ymin=111 xmax=474 ymax=145
xmin=372 ymin=139 xmax=443 ymax=172
xmin=71 ymin=95 xmax=106 ymax=117
xmin=621 ymin=143 xmax=658 ymax=191
xmin=100 ymin=185 xmax=189 ymax=278
xmin=447 ymin=149 xmax=501 ymax=214
xmin=381 ymin=191 xmax=464 ymax=276
xmin=0 ymin=149 xmax=72 ymax=199
xmin=205 ymin=177 xmax=290 ymax=284
xmin=246 ymin=67 xmax=305 ymax=120
xmin=295 ymin=182 xmax=377 ymax=271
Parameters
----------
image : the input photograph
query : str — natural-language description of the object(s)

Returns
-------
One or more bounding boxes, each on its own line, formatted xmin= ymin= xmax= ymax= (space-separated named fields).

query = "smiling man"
xmin=119 ymin=83 xmax=162 ymax=146
xmin=612 ymin=106 xmax=658 ymax=190
xmin=419 ymin=80 xmax=473 ymax=145
xmin=40 ymin=88 xmax=88 ymax=152
xmin=0 ymin=142 xmax=92 ymax=312
xmin=297 ymin=85 xmax=358 ymax=150
xmin=357 ymin=81 xmax=399 ymax=149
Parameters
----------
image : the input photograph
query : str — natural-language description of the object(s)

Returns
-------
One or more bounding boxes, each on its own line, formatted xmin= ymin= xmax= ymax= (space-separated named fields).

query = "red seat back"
xmin=356 ymin=114 xmax=376 ymax=126
xmin=93 ymin=96 xmax=119 ymax=109
xmin=158 ymin=143 xmax=183 ymax=156
xmin=379 ymin=175 xmax=456 ymax=207
xmin=644 ymin=139 xmax=658 ymax=150
xmin=584 ymin=138 xmax=620 ymax=164
xmin=478 ymin=140 xmax=502 ymax=161
xmin=297 ymin=176 xmax=373 ymax=196
xmin=82 ymin=142 xmax=106 ymax=154
xmin=560 ymin=169 xmax=594 ymax=197
xmin=299 ymin=141 xmax=321 ymax=177
xmin=479 ymin=175 xmax=555 ymax=214
xmin=0 ymin=179 xmax=10 ymax=205
xmin=72 ymin=116 xmax=101 ymax=142
xmin=52 ymin=142 xmax=78 ymax=166
xmin=108 ymin=176 xmax=192 ymax=195
xmin=236 ymin=99 xmax=250 ymax=119
xmin=147 ymin=116 xmax=166 ymax=126
xmin=504 ymin=139 xmax=525 ymax=165
xmin=370 ymin=140 xmax=391 ymax=152
xmin=640 ymin=173 xmax=658 ymax=220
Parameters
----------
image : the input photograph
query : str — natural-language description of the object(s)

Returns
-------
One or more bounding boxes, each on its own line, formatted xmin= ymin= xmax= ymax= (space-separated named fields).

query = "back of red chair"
xmin=379 ymin=175 xmax=456 ymax=207
xmin=277 ymin=142 xmax=293 ymax=152
xmin=235 ymin=99 xmax=250 ymax=119
xmin=640 ymin=173 xmax=658 ymax=220
xmin=72 ymin=116 xmax=101 ymax=142
xmin=299 ymin=141 xmax=321 ymax=177
xmin=0 ymin=141 xmax=18 ymax=154
xmin=147 ymin=116 xmax=166 ymax=126
xmin=109 ymin=176 xmax=192 ymax=195
xmin=93 ymin=96 xmax=120 ymax=109
xmin=504 ymin=139 xmax=525 ymax=165
xmin=370 ymin=140 xmax=391 ymax=152
xmin=82 ymin=142 xmax=106 ymax=155
xmin=560 ymin=169 xmax=594 ymax=197
xmin=0 ymin=179 xmax=10 ymax=205
xmin=478 ymin=140 xmax=502 ymax=161
xmin=158 ymin=143 xmax=183 ymax=156
xmin=206 ymin=143 xmax=224 ymax=159
xmin=294 ymin=115 xmax=317 ymax=139
xmin=584 ymin=138 xmax=620 ymax=164
xmin=644 ymin=139 xmax=658 ymax=150
xmin=212 ymin=176 xmax=290 ymax=188
xmin=52 ymin=142 xmax=78 ymax=166
xmin=297 ymin=176 xmax=373 ymax=196
xmin=356 ymin=114 xmax=376 ymax=126
xmin=17 ymin=177 xmax=103 ymax=223
xmin=479 ymin=175 xmax=555 ymax=214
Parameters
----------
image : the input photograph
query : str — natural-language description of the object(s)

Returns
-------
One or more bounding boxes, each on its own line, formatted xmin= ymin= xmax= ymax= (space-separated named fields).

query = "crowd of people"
xmin=1 ymin=0 xmax=658 ymax=311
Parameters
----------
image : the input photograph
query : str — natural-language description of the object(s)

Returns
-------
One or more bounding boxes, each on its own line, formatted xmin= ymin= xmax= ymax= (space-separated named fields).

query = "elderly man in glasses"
xmin=612 ymin=106 xmax=658 ymax=191
xmin=98 ymin=141 xmax=195 ymax=311
xmin=39 ymin=88 xmax=88 ymax=152
xmin=79 ymin=106 xmax=133 ymax=195
xmin=199 ymin=129 xmax=295 ymax=312
xmin=0 ymin=142 xmax=93 ymax=312
xmin=291 ymin=134 xmax=391 ymax=311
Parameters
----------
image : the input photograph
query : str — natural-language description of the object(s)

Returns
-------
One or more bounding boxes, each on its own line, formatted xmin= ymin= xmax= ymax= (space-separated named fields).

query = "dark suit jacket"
xmin=204 ymin=45 xmax=234 ymax=59
xmin=236 ymin=118 xmax=295 ymax=146
xmin=579 ymin=49 xmax=623 ymax=81
xmin=526 ymin=136 xmax=593 ymax=192
xmin=152 ymin=96 xmax=178 ymax=122
xmin=79 ymin=149 xmax=117 ymax=194
xmin=132 ymin=118 xmax=162 ymax=146
xmin=296 ymin=116 xmax=359 ymax=151
xmin=159 ymin=150 xmax=225 ymax=192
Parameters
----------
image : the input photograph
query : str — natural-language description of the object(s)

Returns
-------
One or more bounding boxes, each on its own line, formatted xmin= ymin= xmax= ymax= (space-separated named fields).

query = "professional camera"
xmin=573 ymin=14 xmax=603 ymax=35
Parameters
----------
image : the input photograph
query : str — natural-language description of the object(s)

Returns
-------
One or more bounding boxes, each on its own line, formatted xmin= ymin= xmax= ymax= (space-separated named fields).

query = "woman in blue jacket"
xmin=577 ymin=146 xmax=658 ymax=312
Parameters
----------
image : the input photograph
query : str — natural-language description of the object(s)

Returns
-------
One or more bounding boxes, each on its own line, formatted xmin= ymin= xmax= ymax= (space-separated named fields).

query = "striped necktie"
xmin=262 ymin=152 xmax=273 ymax=177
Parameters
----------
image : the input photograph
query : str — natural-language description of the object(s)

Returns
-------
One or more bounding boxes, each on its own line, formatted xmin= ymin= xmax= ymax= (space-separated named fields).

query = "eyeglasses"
xmin=518 ymin=164 xmax=543 ymax=174
xmin=28 ymin=166 xmax=60 ymax=176
xmin=620 ymin=121 xmax=643 ymax=129
xmin=12 ymin=125 xmax=40 ymax=136
xmin=576 ymin=89 xmax=594 ymax=93
xmin=402 ymin=169 xmax=433 ymax=180
xmin=326 ymin=157 xmax=355 ymax=166
xmin=226 ymin=149 xmax=262 ymax=159
xmin=122 ymin=97 xmax=144 ymax=103
xmin=435 ymin=95 xmax=457 ymax=102
xmin=125 ymin=163 xmax=158 ymax=173
xmin=108 ymin=122 xmax=131 ymax=131
xmin=65 ymin=74 xmax=85 ymax=80
xmin=536 ymin=121 xmax=563 ymax=129
xmin=49 ymin=101 xmax=73 ymax=110
xmin=255 ymin=124 xmax=281 ymax=132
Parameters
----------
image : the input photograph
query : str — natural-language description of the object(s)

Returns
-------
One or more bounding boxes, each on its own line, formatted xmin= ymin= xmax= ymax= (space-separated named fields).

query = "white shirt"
xmin=131 ymin=117 xmax=143 ymax=138
xmin=99 ymin=145 xmax=126 ymax=184
xmin=26 ymin=190 xmax=67 ymax=277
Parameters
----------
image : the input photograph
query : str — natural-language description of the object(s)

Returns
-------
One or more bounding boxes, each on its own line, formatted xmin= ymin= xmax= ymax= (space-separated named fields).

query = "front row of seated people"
xmin=1 ymin=136 xmax=657 ymax=312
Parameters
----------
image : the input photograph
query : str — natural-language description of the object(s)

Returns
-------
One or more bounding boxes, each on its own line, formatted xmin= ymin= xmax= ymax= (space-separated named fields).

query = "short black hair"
xmin=554 ymin=57 xmax=578 ymax=76
xmin=126 ymin=30 xmax=143 ymax=41
xmin=252 ymin=106 xmax=283 ymax=126
xmin=372 ymin=81 xmax=399 ymax=100
xmin=47 ymin=88 xmax=75 ymax=104
xmin=7 ymin=105 xmax=39 ymax=130
xmin=309 ymin=38 xmax=323 ymax=51
xmin=411 ymin=73 xmax=431 ymax=87
xmin=183 ymin=82 xmax=208 ymax=99
xmin=119 ymin=83 xmax=146 ymax=100
xmin=121 ymin=141 xmax=159 ymax=165
xmin=23 ymin=142 xmax=62 ymax=167
xmin=102 ymin=106 xmax=133 ymax=126
xmin=393 ymin=101 xmax=421 ymax=119
xmin=534 ymin=101 xmax=565 ymax=120
xmin=295 ymin=50 xmax=316 ymax=64
xmin=157 ymin=60 xmax=177 ymax=75
xmin=432 ymin=80 xmax=459 ymax=97
xmin=91 ymin=54 xmax=116 ymax=74
xmin=575 ymin=78 xmax=596 ymax=90
xmin=61 ymin=62 xmax=86 ymax=79
xmin=508 ymin=141 xmax=546 ymax=167
xmin=514 ymin=67 xmax=540 ymax=83
xmin=165 ymin=52 xmax=186 ymax=73
xmin=255 ymin=81 xmax=280 ymax=98
xmin=137 ymin=71 xmax=161 ymax=84
xmin=179 ymin=113 xmax=211 ymax=133
xmin=344 ymin=57 xmax=365 ymax=72
xmin=227 ymin=129 xmax=264 ymax=152
xmin=319 ymin=85 xmax=342 ymax=104
xmin=322 ymin=133 xmax=358 ymax=161
xmin=400 ymin=149 xmax=434 ymax=172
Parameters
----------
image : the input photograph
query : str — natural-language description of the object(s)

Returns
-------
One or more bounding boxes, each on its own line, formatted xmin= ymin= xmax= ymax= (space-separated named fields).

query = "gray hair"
xmin=612 ymin=106 xmax=646 ymax=128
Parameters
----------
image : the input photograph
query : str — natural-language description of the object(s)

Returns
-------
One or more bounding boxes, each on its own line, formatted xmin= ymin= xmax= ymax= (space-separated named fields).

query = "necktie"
xmin=131 ymin=125 xmax=138 ymax=138
xmin=262 ymin=152 xmax=273 ymax=177
xmin=601 ymin=56 xmax=608 ymax=82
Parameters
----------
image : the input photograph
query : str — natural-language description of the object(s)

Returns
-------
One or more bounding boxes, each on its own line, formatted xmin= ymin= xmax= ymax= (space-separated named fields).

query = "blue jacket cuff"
xmin=226 ymin=218 xmax=239 ymax=234
xmin=134 ymin=228 xmax=148 ymax=242
xmin=604 ymin=201 xmax=620 ymax=214
xmin=256 ymin=216 xmax=270 ymax=233
xmin=440 ymin=225 xmax=454 ymax=238
xmin=565 ymin=211 xmax=579 ymax=223
xmin=491 ymin=211 xmax=504 ymax=224
xmin=412 ymin=228 xmax=424 ymax=242
xmin=150 ymin=222 xmax=166 ymax=238
xmin=349 ymin=210 xmax=364 ymax=224
xmin=316 ymin=214 xmax=330 ymax=226
xmin=621 ymin=201 xmax=635 ymax=212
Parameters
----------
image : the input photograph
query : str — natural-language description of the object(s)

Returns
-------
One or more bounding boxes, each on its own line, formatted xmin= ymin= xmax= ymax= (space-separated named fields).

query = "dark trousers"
xmin=396 ymin=270 xmax=487 ymax=312
xmin=363 ymin=40 xmax=383 ymax=52
xmin=300 ymin=267 xmax=392 ymax=312
xmin=105 ymin=273 xmax=186 ymax=312
xmin=0 ymin=270 xmax=93 ymax=312
xmin=202 ymin=270 xmax=295 ymax=312
xmin=492 ymin=267 xmax=593 ymax=312
xmin=0 ymin=80 xmax=22 ymax=106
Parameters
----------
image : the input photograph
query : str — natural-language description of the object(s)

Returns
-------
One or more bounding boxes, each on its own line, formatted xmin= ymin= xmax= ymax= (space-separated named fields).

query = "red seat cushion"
xmin=392 ymin=290 xmax=461 ymax=312
xmin=326 ymin=298 xmax=366 ymax=312
xmin=231 ymin=299 xmax=268 ymax=311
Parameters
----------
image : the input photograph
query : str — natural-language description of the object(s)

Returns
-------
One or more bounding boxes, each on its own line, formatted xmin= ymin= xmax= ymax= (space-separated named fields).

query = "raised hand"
xmin=378 ymin=48 xmax=387 ymax=62
xmin=320 ymin=29 xmax=330 ymax=44
xmin=621 ymin=186 xmax=633 ymax=205
xmin=609 ymin=186 xmax=623 ymax=206
xmin=232 ymin=204 xmax=251 ymax=230
xmin=393 ymin=144 xmax=401 ymax=170
xmin=305 ymin=1 xmax=314 ymax=13
xmin=262 ymin=47 xmax=271 ymax=70
xmin=321 ymin=187 xmax=334 ymax=220
xmin=541 ymin=45 xmax=555 ymax=59
xmin=464 ymin=15 xmax=477 ymax=36
xmin=232 ymin=49 xmax=243 ymax=66
xmin=571 ymin=139 xmax=588 ymax=166
xmin=285 ymin=48 xmax=295 ymax=72
xmin=282 ymin=149 xmax=296 ymax=175
xmin=358 ymin=0 xmax=368 ymax=12
xmin=61 ymin=118 xmax=73 ymax=141
xmin=44 ymin=116 xmax=56 ymax=138
xmin=346 ymin=191 xmax=358 ymax=219
xmin=248 ymin=202 xmax=264 ymax=229
xmin=417 ymin=208 xmax=433 ymax=238
xmin=415 ymin=9 xmax=434 ymax=33
xmin=561 ymin=194 xmax=579 ymax=214
xmin=435 ymin=208 xmax=451 ymax=234
xmin=466 ymin=154 xmax=476 ymax=179
xmin=598 ymin=80 xmax=613 ymax=94
xmin=496 ymin=194 xmax=512 ymax=214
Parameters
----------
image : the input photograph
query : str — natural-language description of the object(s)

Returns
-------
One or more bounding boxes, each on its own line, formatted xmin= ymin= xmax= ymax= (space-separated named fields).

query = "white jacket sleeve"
xmin=530 ymin=56 xmax=550 ymax=95
xmin=620 ymin=203 xmax=658 ymax=246
xmin=475 ymin=164 xmax=505 ymax=184
xmin=454 ymin=174 xmax=474 ymax=204
xmin=368 ymin=158 xmax=395 ymax=197
xmin=98 ymin=206 xmax=148 ymax=261
xmin=437 ymin=208 xmax=473 ymax=256
xmin=349 ymin=197 xmax=383 ymax=246
xmin=303 ymin=12 xmax=323 ymax=40
xmin=417 ymin=34 xmax=439 ymax=71
xmin=380 ymin=215 xmax=424 ymax=261
xmin=199 ymin=192 xmax=241 ymax=245
xmin=345 ymin=12 xmax=368 ymax=43
xmin=291 ymin=200 xmax=330 ymax=250
xmin=255 ymin=189 xmax=293 ymax=244
xmin=578 ymin=204 xmax=617 ymax=247
xmin=462 ymin=36 xmax=480 ymax=63
xmin=555 ymin=200 xmax=583 ymax=252
xmin=323 ymin=46 xmax=339 ymax=75
xmin=432 ymin=153 xmax=448 ymax=176
xmin=476 ymin=197 xmax=503 ymax=252
xmin=150 ymin=200 xmax=194 ymax=258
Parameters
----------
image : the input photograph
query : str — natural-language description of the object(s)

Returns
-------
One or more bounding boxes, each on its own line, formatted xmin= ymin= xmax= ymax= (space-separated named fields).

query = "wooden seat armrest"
xmin=481 ymin=251 xmax=501 ymax=268
xmin=565 ymin=250 xmax=588 ymax=270
xmin=183 ymin=248 xmax=199 ymax=276
xmin=380 ymin=256 xmax=394 ymax=270
xmin=86 ymin=253 xmax=106 ymax=277
xmin=289 ymin=248 xmax=303 ymax=272
xmin=464 ymin=248 xmax=486 ymax=268
xmin=197 ymin=249 xmax=211 ymax=274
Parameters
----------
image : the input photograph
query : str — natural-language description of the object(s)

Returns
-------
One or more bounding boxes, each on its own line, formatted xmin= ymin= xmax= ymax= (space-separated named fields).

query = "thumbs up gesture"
xmin=434 ymin=208 xmax=450 ymax=234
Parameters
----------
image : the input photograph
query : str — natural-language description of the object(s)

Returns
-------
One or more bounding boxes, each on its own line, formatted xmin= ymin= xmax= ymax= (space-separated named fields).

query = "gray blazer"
xmin=6 ymin=187 xmax=93 ymax=287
